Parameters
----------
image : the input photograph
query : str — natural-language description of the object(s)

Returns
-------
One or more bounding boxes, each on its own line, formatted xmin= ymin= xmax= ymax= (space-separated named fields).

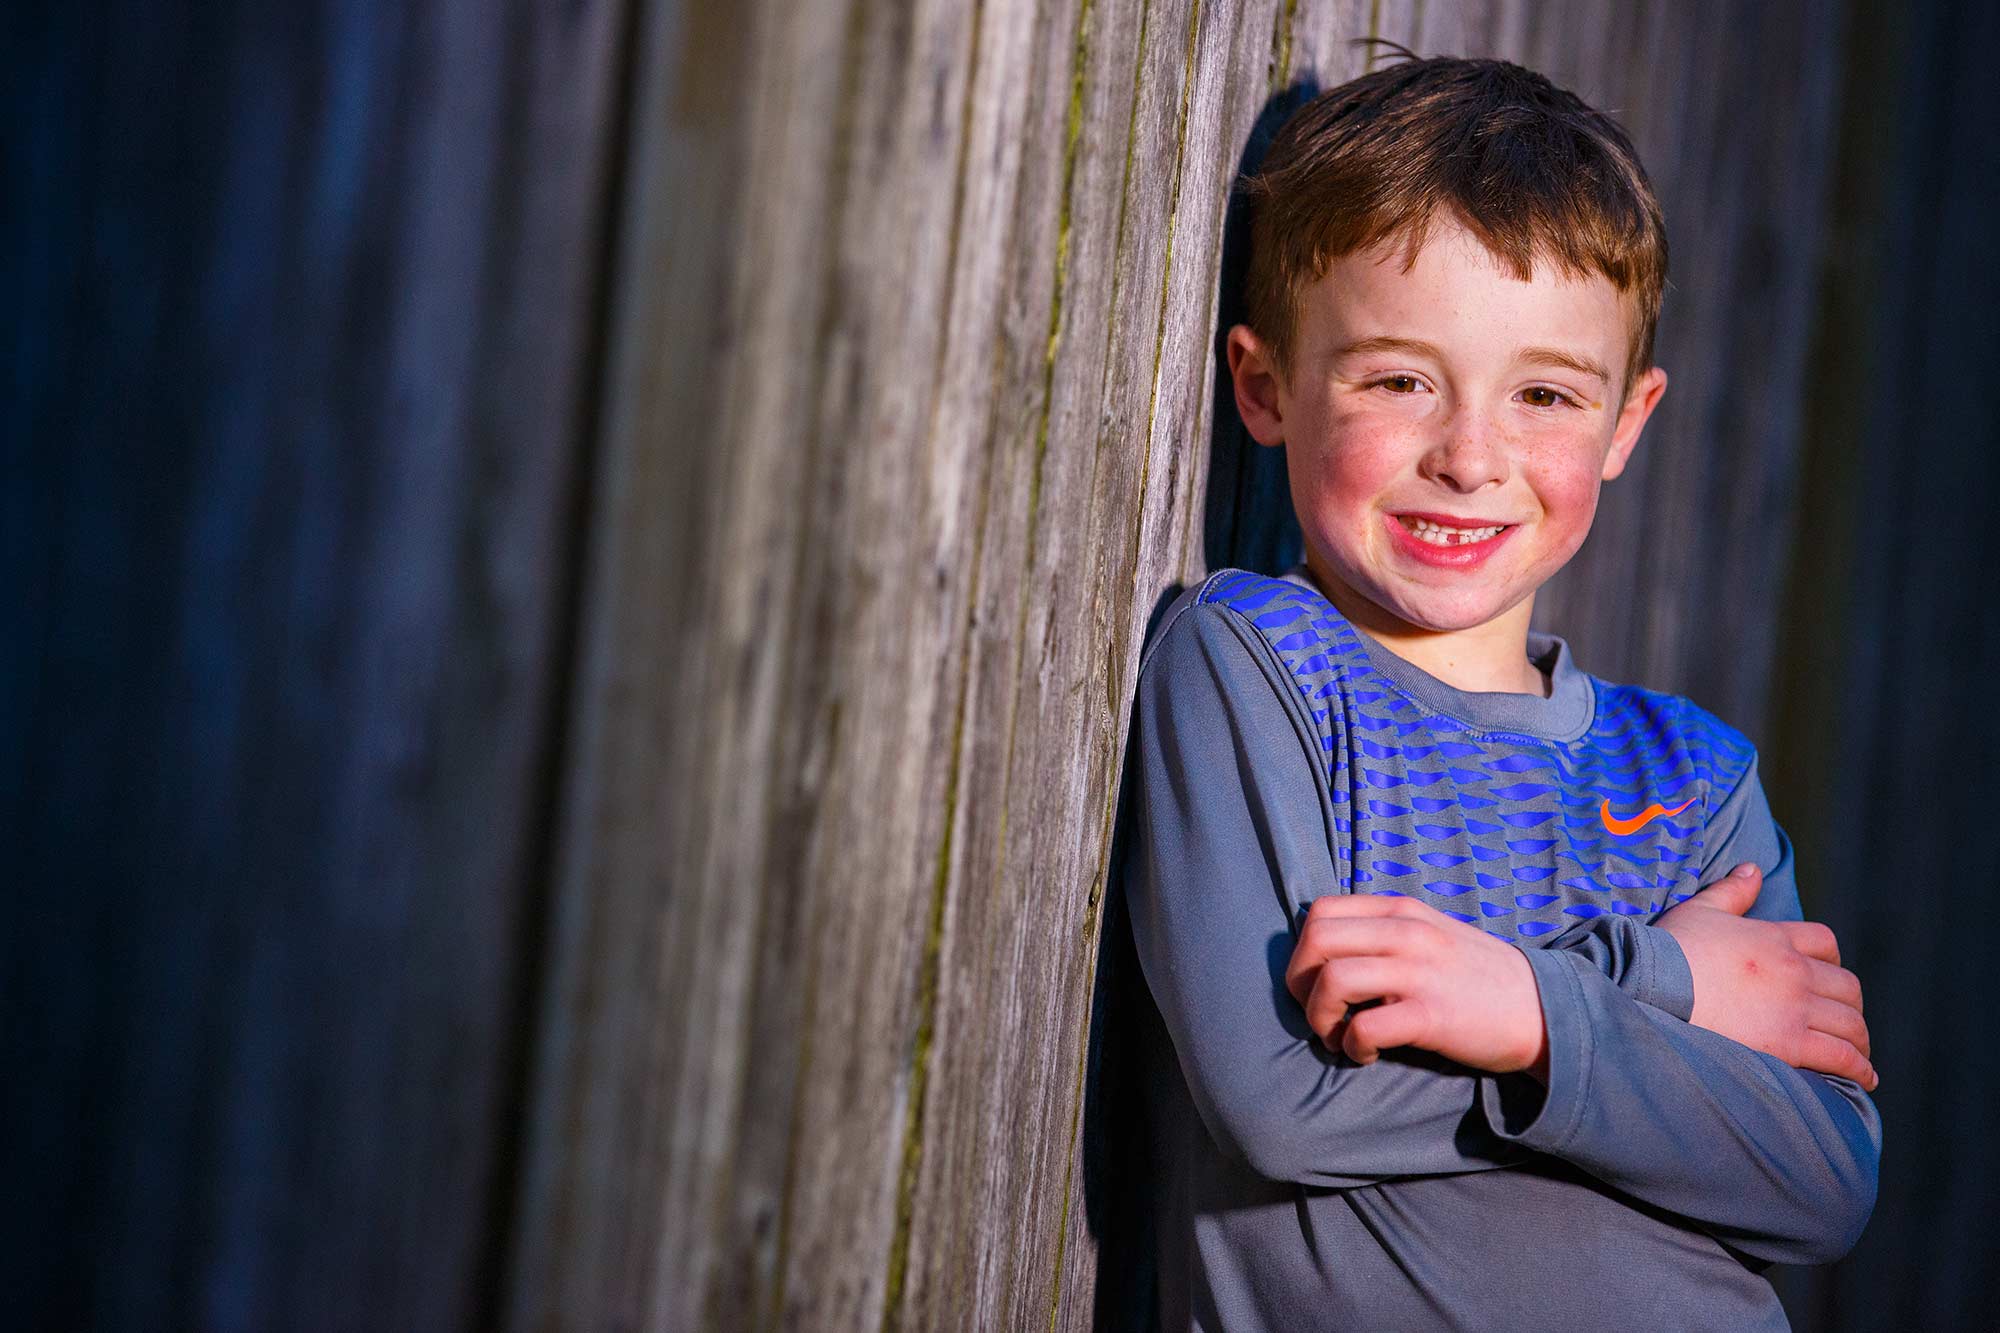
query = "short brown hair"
xmin=1242 ymin=47 xmax=1668 ymax=399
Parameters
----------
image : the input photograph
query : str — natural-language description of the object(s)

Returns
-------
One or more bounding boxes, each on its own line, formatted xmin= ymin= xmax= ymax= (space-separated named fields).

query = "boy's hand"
xmin=1285 ymin=895 xmax=1550 ymax=1080
xmin=1655 ymin=864 xmax=1878 ymax=1091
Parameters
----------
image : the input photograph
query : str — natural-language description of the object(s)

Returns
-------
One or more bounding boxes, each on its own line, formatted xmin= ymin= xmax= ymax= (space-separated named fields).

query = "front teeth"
xmin=1401 ymin=516 xmax=1507 ymax=546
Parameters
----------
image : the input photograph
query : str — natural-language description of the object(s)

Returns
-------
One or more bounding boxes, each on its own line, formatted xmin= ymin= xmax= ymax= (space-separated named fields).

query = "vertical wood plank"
xmin=898 ymin=0 xmax=1175 ymax=1322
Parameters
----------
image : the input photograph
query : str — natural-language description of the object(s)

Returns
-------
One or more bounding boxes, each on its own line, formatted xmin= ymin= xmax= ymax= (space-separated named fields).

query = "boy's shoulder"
xmin=1138 ymin=566 xmax=1361 ymax=677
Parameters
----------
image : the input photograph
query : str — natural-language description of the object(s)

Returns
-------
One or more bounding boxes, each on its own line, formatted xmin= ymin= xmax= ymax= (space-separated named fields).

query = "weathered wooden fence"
xmin=10 ymin=0 xmax=1992 ymax=1329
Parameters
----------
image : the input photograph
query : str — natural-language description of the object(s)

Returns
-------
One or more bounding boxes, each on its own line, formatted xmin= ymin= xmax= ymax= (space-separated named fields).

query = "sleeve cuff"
xmin=1480 ymin=946 xmax=1593 ymax=1153
xmin=1629 ymin=923 xmax=1695 ymax=1021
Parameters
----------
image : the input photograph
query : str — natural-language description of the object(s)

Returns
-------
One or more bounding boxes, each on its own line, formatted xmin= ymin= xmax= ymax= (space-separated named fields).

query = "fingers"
xmin=1691 ymin=863 xmax=1763 ymax=916
xmin=1805 ymin=958 xmax=1863 ymax=1014
xmin=1793 ymin=1028 xmax=1880 ymax=1092
xmin=1342 ymin=997 xmax=1434 ymax=1063
xmin=1304 ymin=957 xmax=1403 ymax=1039
xmin=1286 ymin=913 xmax=1436 ymax=1004
xmin=1782 ymin=918 xmax=1842 ymax=966
xmin=1305 ymin=893 xmax=1432 ymax=924
xmin=1806 ymin=994 xmax=1872 ymax=1061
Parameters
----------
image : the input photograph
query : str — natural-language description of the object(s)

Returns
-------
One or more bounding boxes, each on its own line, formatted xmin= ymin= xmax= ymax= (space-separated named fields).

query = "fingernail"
xmin=1732 ymin=862 xmax=1757 ymax=877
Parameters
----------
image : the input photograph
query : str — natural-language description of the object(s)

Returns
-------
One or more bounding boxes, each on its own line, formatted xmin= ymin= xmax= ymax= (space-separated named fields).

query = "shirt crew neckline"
xmin=1277 ymin=563 xmax=1596 ymax=743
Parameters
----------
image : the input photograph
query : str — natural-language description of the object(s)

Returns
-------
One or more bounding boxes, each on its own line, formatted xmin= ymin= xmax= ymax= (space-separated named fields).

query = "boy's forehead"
xmin=1297 ymin=221 xmax=1635 ymax=375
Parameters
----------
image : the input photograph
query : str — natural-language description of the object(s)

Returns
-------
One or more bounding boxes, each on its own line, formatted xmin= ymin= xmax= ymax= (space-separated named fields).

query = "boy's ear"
xmin=1600 ymin=365 xmax=1668 ymax=481
xmin=1226 ymin=324 xmax=1288 ymax=448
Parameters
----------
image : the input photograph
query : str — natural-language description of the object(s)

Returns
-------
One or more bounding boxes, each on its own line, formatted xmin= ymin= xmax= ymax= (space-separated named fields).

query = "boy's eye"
xmin=1522 ymin=386 xmax=1578 ymax=409
xmin=1372 ymin=375 xmax=1425 ymax=394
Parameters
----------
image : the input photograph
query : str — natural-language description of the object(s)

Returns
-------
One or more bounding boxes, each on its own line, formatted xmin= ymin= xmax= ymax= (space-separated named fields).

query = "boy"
xmin=1124 ymin=53 xmax=1881 ymax=1331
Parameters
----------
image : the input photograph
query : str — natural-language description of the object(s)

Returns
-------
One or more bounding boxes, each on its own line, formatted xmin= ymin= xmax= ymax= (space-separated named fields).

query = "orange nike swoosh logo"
xmin=1599 ymin=795 xmax=1697 ymax=835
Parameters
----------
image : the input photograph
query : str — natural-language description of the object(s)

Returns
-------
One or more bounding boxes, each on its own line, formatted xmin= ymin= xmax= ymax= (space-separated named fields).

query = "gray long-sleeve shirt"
xmin=1123 ymin=566 xmax=1880 ymax=1331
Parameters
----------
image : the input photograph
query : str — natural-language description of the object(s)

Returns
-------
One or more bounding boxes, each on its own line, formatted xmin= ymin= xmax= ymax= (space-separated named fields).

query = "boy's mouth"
xmin=1386 ymin=511 xmax=1518 ymax=569
xmin=1393 ymin=512 xmax=1515 ymax=547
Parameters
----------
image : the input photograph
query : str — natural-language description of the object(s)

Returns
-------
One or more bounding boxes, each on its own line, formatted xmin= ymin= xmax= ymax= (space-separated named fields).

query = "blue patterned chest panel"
xmin=1199 ymin=569 xmax=1756 ymax=940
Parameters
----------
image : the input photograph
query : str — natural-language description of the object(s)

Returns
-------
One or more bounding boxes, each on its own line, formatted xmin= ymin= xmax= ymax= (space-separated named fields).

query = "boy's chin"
xmin=1303 ymin=557 xmax=1526 ymax=636
xmin=1375 ymin=595 xmax=1517 ymax=635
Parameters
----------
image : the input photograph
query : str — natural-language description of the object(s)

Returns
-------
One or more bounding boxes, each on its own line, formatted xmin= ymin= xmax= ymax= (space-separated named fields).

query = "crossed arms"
xmin=1125 ymin=599 xmax=1881 ymax=1265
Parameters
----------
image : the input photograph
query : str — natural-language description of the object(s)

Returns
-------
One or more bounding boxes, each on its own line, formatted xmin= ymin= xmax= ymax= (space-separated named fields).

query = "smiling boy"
xmin=1123 ymin=53 xmax=1880 ymax=1331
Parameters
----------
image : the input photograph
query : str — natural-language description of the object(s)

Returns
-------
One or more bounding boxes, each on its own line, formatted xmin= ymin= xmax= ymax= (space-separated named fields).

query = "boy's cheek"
xmin=1541 ymin=476 xmax=1609 ymax=540
xmin=1293 ymin=433 xmax=1411 ymax=506
xmin=1511 ymin=505 xmax=1598 ymax=580
xmin=1291 ymin=479 xmax=1391 ymax=550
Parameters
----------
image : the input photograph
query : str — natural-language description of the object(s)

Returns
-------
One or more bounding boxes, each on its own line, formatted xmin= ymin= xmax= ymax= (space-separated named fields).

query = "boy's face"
xmin=1227 ymin=214 xmax=1668 ymax=641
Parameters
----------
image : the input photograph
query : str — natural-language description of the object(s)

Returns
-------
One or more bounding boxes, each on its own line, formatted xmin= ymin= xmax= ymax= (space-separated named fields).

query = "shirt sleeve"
xmin=1695 ymin=747 xmax=1801 ymax=922
xmin=1481 ymin=757 xmax=1882 ymax=1265
xmin=1125 ymin=592 xmax=1699 ymax=1188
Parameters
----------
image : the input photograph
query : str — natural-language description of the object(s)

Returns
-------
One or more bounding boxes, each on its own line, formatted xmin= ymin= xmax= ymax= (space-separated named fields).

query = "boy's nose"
xmin=1419 ymin=418 xmax=1510 ymax=492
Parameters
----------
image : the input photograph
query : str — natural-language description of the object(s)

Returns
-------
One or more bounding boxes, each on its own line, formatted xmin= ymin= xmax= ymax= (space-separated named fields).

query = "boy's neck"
xmin=1299 ymin=553 xmax=1552 ymax=698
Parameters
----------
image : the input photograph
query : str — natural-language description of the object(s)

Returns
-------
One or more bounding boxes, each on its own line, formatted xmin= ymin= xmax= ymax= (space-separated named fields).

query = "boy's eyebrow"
xmin=1333 ymin=335 xmax=1450 ymax=363
xmin=1516 ymin=346 xmax=1613 ymax=385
